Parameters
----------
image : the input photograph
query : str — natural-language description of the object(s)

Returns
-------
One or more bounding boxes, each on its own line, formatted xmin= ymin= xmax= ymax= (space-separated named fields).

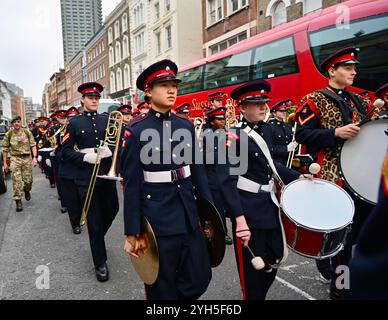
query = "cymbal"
xmin=197 ymin=198 xmax=226 ymax=268
xmin=130 ymin=216 xmax=159 ymax=285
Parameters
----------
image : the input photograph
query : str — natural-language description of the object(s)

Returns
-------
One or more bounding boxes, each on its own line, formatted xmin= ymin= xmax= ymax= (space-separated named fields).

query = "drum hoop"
xmin=280 ymin=178 xmax=355 ymax=232
xmin=338 ymin=118 xmax=388 ymax=205
xmin=288 ymin=244 xmax=345 ymax=260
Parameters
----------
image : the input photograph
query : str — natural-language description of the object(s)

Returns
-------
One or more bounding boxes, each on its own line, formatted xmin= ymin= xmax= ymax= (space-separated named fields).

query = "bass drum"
xmin=338 ymin=118 xmax=388 ymax=204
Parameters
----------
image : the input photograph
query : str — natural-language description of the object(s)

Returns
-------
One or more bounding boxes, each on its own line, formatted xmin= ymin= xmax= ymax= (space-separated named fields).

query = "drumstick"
xmin=246 ymin=245 xmax=267 ymax=271
xmin=309 ymin=163 xmax=321 ymax=175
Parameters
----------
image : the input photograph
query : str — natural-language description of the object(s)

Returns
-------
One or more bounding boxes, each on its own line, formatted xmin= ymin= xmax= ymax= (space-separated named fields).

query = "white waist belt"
xmin=79 ymin=148 xmax=97 ymax=154
xmin=143 ymin=165 xmax=191 ymax=183
xmin=237 ymin=176 xmax=271 ymax=193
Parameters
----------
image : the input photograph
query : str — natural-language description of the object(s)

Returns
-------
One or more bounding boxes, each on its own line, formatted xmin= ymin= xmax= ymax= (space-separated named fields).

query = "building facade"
xmin=85 ymin=27 xmax=110 ymax=99
xmin=69 ymin=50 xmax=86 ymax=106
xmin=129 ymin=0 xmax=203 ymax=101
xmin=203 ymin=0 xmax=344 ymax=57
xmin=106 ymin=0 xmax=132 ymax=104
xmin=60 ymin=0 xmax=103 ymax=64
xmin=42 ymin=83 xmax=50 ymax=116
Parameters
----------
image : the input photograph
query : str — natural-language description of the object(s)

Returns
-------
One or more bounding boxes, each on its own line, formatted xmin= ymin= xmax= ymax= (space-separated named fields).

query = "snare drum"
xmin=280 ymin=178 xmax=354 ymax=259
xmin=339 ymin=118 xmax=388 ymax=204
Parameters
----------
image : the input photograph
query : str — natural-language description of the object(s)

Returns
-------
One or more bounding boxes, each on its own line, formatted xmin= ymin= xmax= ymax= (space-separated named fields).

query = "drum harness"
xmin=241 ymin=126 xmax=289 ymax=267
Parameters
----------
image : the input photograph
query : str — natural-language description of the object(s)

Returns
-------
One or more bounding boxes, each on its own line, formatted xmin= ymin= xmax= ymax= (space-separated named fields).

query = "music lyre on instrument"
xmin=80 ymin=111 xmax=123 ymax=227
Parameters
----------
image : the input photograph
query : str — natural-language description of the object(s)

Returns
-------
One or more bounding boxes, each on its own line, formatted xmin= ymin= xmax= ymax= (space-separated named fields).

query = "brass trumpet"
xmin=80 ymin=111 xmax=123 ymax=227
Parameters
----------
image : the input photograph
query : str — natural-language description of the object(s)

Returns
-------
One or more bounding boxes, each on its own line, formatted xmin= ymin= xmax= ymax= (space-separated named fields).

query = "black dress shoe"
xmin=225 ymin=235 xmax=233 ymax=245
xmin=24 ymin=191 xmax=31 ymax=201
xmin=95 ymin=263 xmax=109 ymax=282
xmin=61 ymin=207 xmax=68 ymax=213
xmin=73 ymin=226 xmax=81 ymax=235
xmin=16 ymin=200 xmax=23 ymax=212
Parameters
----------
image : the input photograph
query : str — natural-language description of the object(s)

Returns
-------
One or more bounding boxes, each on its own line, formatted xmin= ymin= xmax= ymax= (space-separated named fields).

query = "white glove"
xmin=83 ymin=153 xmax=100 ymax=164
xmin=50 ymin=151 xmax=55 ymax=157
xmin=97 ymin=145 xmax=113 ymax=159
xmin=37 ymin=155 xmax=42 ymax=163
xmin=287 ymin=141 xmax=298 ymax=152
xmin=45 ymin=159 xmax=51 ymax=167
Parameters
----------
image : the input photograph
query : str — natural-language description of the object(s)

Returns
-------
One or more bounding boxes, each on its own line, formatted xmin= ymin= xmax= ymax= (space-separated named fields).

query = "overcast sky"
xmin=0 ymin=0 xmax=121 ymax=103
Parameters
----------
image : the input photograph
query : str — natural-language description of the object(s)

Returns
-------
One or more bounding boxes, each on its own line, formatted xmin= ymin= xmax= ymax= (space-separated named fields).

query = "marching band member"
xmin=217 ymin=80 xmax=303 ymax=300
xmin=121 ymin=59 xmax=213 ymax=300
xmin=348 ymin=151 xmax=388 ymax=299
xmin=62 ymin=83 xmax=119 ymax=282
xmin=48 ymin=110 xmax=68 ymax=213
xmin=175 ymin=102 xmax=191 ymax=119
xmin=268 ymin=100 xmax=296 ymax=165
xmin=295 ymin=47 xmax=374 ymax=299
xmin=202 ymin=106 xmax=233 ymax=245
xmin=375 ymin=83 xmax=388 ymax=117
xmin=57 ymin=107 xmax=83 ymax=234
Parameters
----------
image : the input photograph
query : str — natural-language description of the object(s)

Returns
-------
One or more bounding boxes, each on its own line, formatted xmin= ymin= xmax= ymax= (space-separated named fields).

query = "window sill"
xmin=206 ymin=19 xmax=225 ymax=30
xmin=132 ymin=23 xmax=146 ymax=34
xmin=226 ymin=5 xmax=249 ymax=19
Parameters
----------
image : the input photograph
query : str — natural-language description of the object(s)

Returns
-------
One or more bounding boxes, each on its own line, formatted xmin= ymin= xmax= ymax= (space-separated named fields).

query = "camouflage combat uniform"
xmin=2 ymin=128 xmax=36 ymax=200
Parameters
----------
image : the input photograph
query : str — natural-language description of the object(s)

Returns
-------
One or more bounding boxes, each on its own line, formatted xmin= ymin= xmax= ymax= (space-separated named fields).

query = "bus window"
xmin=309 ymin=14 xmax=388 ymax=92
xmin=252 ymin=36 xmax=299 ymax=80
xmin=177 ymin=66 xmax=204 ymax=95
xmin=204 ymin=49 xmax=252 ymax=90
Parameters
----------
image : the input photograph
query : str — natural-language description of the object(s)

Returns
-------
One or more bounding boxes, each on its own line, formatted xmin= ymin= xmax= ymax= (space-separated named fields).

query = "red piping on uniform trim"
xmin=235 ymin=238 xmax=247 ymax=300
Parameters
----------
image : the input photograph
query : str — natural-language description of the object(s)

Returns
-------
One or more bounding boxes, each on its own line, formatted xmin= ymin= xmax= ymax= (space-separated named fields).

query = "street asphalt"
xmin=0 ymin=167 xmax=331 ymax=300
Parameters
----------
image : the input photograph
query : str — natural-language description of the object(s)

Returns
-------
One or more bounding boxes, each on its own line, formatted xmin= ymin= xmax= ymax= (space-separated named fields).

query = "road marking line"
xmin=275 ymin=276 xmax=317 ymax=300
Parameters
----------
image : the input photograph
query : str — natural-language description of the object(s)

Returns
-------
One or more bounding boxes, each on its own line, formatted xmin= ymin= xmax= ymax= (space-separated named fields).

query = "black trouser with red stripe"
xmin=60 ymin=177 xmax=82 ymax=228
xmin=145 ymin=227 xmax=212 ymax=300
xmin=330 ymin=186 xmax=374 ymax=298
xmin=232 ymin=220 xmax=283 ymax=300
xmin=77 ymin=180 xmax=119 ymax=267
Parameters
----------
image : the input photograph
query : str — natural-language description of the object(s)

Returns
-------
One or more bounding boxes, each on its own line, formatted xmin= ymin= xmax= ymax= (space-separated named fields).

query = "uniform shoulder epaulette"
xmin=129 ymin=113 xmax=149 ymax=128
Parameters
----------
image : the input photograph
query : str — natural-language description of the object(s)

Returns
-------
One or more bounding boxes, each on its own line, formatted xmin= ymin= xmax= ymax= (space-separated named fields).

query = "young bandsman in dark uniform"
xmin=62 ymin=83 xmax=119 ymax=282
xmin=121 ymin=60 xmax=213 ymax=300
xmin=295 ymin=48 xmax=374 ymax=299
xmin=217 ymin=80 xmax=304 ymax=300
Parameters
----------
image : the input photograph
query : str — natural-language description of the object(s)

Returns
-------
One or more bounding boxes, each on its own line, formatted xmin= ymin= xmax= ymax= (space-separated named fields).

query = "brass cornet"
xmin=80 ymin=111 xmax=123 ymax=227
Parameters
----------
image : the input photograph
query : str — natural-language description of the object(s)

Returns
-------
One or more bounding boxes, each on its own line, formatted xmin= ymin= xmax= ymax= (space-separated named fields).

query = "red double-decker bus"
xmin=174 ymin=0 xmax=388 ymax=110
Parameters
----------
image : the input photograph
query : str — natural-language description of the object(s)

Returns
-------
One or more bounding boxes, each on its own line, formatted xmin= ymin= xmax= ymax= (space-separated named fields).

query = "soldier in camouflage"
xmin=2 ymin=115 xmax=38 ymax=212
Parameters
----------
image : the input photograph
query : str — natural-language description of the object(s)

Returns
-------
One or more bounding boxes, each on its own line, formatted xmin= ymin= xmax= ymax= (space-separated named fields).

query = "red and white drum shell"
xmin=280 ymin=178 xmax=355 ymax=259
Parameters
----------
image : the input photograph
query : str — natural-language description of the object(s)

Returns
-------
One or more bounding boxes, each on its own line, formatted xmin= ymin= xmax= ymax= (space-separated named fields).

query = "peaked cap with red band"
xmin=78 ymin=82 xmax=104 ymax=97
xmin=209 ymin=91 xmax=226 ymax=101
xmin=56 ymin=110 xmax=67 ymax=118
xmin=136 ymin=59 xmax=181 ymax=91
xmin=320 ymin=47 xmax=359 ymax=73
xmin=118 ymin=104 xmax=133 ymax=114
xmin=137 ymin=100 xmax=150 ymax=110
xmin=205 ymin=106 xmax=226 ymax=119
xmin=231 ymin=80 xmax=271 ymax=106
xmin=375 ymin=83 xmax=388 ymax=99
xmin=67 ymin=107 xmax=80 ymax=116
xmin=175 ymin=103 xmax=191 ymax=114
xmin=132 ymin=108 xmax=141 ymax=117
xmin=271 ymin=99 xmax=293 ymax=112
